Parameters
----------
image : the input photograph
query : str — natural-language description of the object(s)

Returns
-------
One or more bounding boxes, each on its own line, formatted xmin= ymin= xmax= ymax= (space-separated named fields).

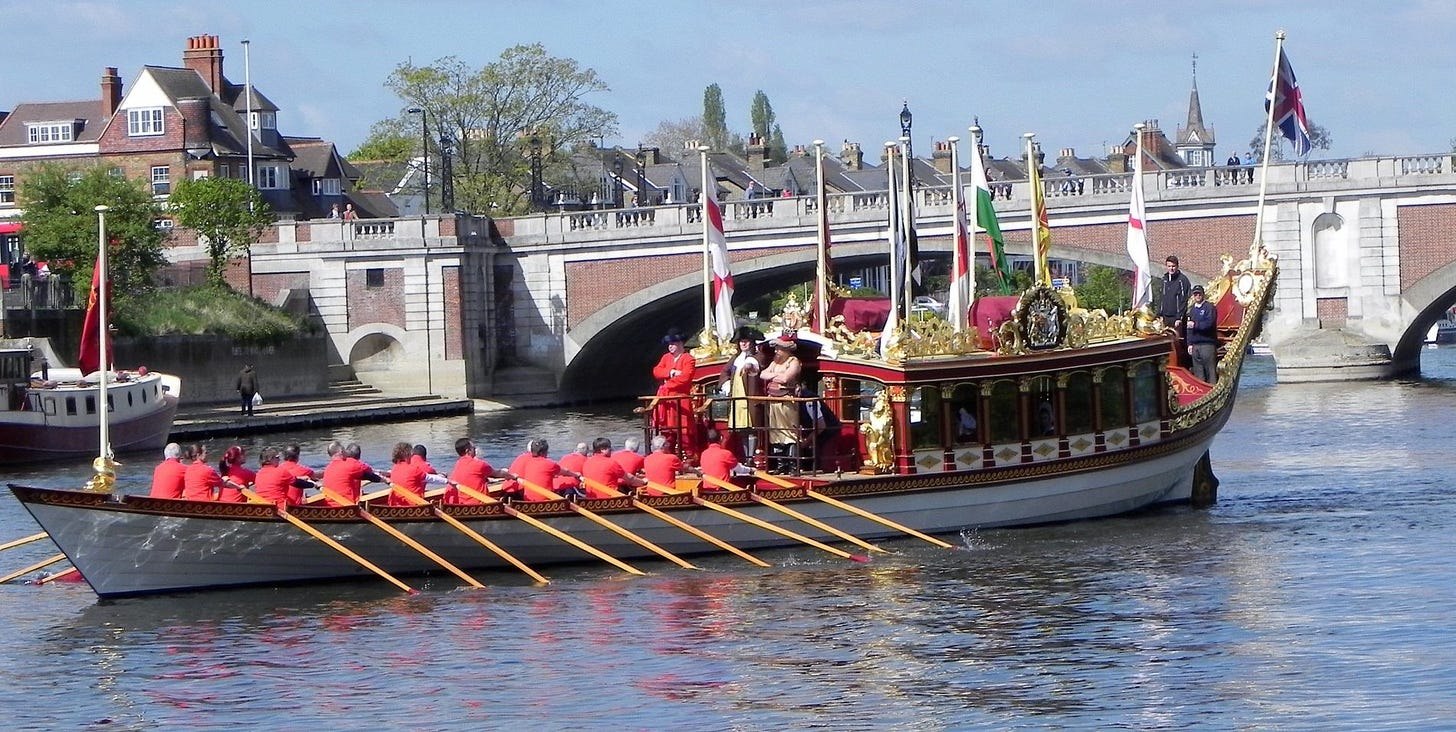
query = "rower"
xmin=385 ymin=442 xmax=449 ymax=506
xmin=182 ymin=444 xmax=224 ymax=501
xmin=253 ymin=446 xmax=315 ymax=507
xmin=320 ymin=443 xmax=384 ymax=506
xmin=149 ymin=443 xmax=187 ymax=499
xmin=642 ymin=434 xmax=699 ymax=495
xmin=445 ymin=437 xmax=515 ymax=505
xmin=582 ymin=437 xmax=645 ymax=498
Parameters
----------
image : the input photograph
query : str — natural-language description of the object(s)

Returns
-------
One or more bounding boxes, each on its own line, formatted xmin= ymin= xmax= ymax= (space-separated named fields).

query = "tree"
xmin=642 ymin=116 xmax=706 ymax=158
xmin=169 ymin=176 xmax=273 ymax=289
xmin=1246 ymin=120 xmax=1332 ymax=161
xmin=703 ymin=84 xmax=728 ymax=152
xmin=1073 ymin=265 xmax=1133 ymax=313
xmin=365 ymin=44 xmax=619 ymax=216
xmin=347 ymin=126 xmax=416 ymax=162
xmin=18 ymin=164 xmax=168 ymax=295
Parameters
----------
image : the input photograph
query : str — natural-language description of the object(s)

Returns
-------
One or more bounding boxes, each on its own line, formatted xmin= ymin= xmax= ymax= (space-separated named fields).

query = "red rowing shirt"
xmin=582 ymin=454 xmax=626 ymax=497
xmin=150 ymin=458 xmax=187 ymax=499
xmin=699 ymin=443 xmax=739 ymax=484
xmin=643 ymin=451 xmax=683 ymax=493
xmin=387 ymin=460 xmax=428 ymax=506
xmin=253 ymin=464 xmax=295 ymax=507
xmin=446 ymin=454 xmax=494 ymax=505
xmin=612 ymin=449 xmax=645 ymax=476
xmin=322 ymin=458 xmax=373 ymax=506
xmin=183 ymin=460 xmax=223 ymax=501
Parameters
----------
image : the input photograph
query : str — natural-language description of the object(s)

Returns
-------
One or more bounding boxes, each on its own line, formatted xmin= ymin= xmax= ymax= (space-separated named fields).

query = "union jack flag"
xmin=1265 ymin=49 xmax=1311 ymax=156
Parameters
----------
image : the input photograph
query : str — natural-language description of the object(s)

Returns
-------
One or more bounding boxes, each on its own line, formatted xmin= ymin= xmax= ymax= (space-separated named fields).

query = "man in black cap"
xmin=719 ymin=325 xmax=766 ymax=459
xmin=651 ymin=328 xmax=699 ymax=457
xmin=1186 ymin=284 xmax=1218 ymax=383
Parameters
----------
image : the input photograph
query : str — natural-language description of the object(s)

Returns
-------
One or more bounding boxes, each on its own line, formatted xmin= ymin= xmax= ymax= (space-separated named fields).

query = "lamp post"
xmin=613 ymin=153 xmax=624 ymax=208
xmin=899 ymin=101 xmax=914 ymax=181
xmin=242 ymin=40 xmax=253 ymax=190
xmin=407 ymin=107 xmax=430 ymax=215
xmin=439 ymin=132 xmax=455 ymax=213
xmin=527 ymin=132 xmax=543 ymax=211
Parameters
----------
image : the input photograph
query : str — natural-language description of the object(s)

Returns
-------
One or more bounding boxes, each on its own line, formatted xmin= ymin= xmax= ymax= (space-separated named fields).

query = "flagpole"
xmin=884 ymin=141 xmax=901 ymax=340
xmin=813 ymin=139 xmax=829 ymax=332
xmin=898 ymin=135 xmax=914 ymax=321
xmin=947 ymin=135 xmax=971 ymax=332
xmin=699 ymin=145 xmax=713 ymax=337
xmin=94 ymin=205 xmax=111 ymax=465
xmin=1253 ymin=30 xmax=1287 ymax=262
xmin=1025 ymin=132 xmax=1051 ymax=286
xmin=1127 ymin=122 xmax=1152 ymax=309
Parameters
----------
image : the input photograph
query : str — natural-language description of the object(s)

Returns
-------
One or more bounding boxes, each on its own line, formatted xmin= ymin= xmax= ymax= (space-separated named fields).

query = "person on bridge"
xmin=1158 ymin=255 xmax=1193 ymax=364
xmin=149 ymin=443 xmax=187 ymax=499
xmin=1187 ymin=285 xmax=1219 ymax=383
xmin=652 ymin=328 xmax=700 ymax=458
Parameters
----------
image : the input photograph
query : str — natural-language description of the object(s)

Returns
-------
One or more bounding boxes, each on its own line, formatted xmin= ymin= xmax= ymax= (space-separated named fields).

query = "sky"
xmin=2 ymin=0 xmax=1453 ymax=164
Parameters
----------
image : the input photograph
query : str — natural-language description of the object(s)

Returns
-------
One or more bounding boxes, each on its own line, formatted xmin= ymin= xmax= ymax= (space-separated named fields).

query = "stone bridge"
xmin=231 ymin=153 xmax=1456 ymax=401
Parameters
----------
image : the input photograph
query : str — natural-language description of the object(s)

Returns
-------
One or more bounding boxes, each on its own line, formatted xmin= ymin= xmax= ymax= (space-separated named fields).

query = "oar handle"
xmin=517 ymin=478 xmax=564 ymax=501
xmin=581 ymin=476 xmax=626 ymax=498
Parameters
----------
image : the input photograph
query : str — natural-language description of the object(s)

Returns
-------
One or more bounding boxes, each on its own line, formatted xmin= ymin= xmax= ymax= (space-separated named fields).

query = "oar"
xmin=701 ymin=474 xmax=883 ymax=554
xmin=35 ymin=567 xmax=81 ymax=585
xmin=239 ymin=489 xmax=417 ymax=594
xmin=1 ymin=553 xmax=67 ymax=584
xmin=641 ymin=481 xmax=771 ymax=567
xmin=660 ymin=479 xmax=869 ymax=563
xmin=569 ymin=478 xmax=700 ymax=570
xmin=755 ymin=470 xmax=955 ymax=549
xmin=390 ymin=484 xmax=550 ymax=585
xmin=1 ymin=532 xmax=48 ymax=552
xmin=395 ymin=483 xmax=646 ymax=576
xmin=317 ymin=487 xmax=486 ymax=589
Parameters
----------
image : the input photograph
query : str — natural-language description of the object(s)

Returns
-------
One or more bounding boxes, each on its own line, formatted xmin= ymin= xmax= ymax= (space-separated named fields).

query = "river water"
xmin=3 ymin=349 xmax=1455 ymax=730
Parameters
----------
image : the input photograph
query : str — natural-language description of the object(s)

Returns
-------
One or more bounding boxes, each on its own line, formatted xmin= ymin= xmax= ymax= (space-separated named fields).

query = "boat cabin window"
xmin=909 ymin=386 xmax=941 ymax=450
xmin=951 ymin=384 xmax=979 ymax=445
xmin=1063 ymin=372 xmax=1094 ymax=435
xmin=85 ymin=395 xmax=96 ymax=414
xmin=1030 ymin=375 xmax=1056 ymax=438
xmin=142 ymin=387 xmax=149 ymax=403
xmin=1130 ymin=361 xmax=1161 ymax=423
xmin=128 ymin=391 xmax=134 ymax=407
xmin=985 ymin=380 xmax=1019 ymax=444
xmin=1099 ymin=366 xmax=1128 ymax=428
xmin=42 ymin=396 xmax=56 ymax=415
xmin=107 ymin=394 xmax=114 ymax=412
xmin=66 ymin=397 xmax=77 ymax=416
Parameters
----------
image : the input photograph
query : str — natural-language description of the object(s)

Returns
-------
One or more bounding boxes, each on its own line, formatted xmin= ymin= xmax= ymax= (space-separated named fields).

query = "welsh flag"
xmin=970 ymin=143 xmax=1011 ymax=293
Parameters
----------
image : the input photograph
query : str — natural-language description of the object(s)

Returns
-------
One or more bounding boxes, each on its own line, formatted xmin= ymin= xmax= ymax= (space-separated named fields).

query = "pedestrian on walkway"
xmin=236 ymin=364 xmax=258 ymax=417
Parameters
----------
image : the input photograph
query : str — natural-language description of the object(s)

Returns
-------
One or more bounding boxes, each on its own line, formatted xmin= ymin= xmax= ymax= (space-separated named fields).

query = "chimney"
xmin=840 ymin=141 xmax=862 ymax=171
xmin=640 ymin=146 xmax=660 ymax=165
xmin=932 ymin=140 xmax=953 ymax=174
xmin=1057 ymin=147 xmax=1076 ymax=166
xmin=183 ymin=34 xmax=225 ymax=93
xmin=1106 ymin=144 xmax=1129 ymax=173
xmin=101 ymin=67 xmax=123 ymax=117
xmin=790 ymin=144 xmax=809 ymax=158
xmin=746 ymin=133 xmax=767 ymax=171
xmin=178 ymin=97 xmax=210 ymax=155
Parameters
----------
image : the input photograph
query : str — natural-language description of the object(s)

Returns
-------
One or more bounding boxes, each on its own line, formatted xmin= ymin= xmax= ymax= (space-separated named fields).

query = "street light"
xmin=527 ymin=132 xmax=543 ymax=211
xmin=407 ymin=107 xmax=429 ymax=215
xmin=635 ymin=147 xmax=647 ymax=206
xmin=613 ymin=153 xmax=624 ymax=208
xmin=899 ymin=100 xmax=915 ymax=182
xmin=438 ymin=132 xmax=455 ymax=212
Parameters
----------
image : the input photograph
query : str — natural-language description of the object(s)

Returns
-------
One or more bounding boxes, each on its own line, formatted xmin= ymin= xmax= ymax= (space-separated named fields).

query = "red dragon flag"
xmin=77 ymin=254 xmax=109 ymax=374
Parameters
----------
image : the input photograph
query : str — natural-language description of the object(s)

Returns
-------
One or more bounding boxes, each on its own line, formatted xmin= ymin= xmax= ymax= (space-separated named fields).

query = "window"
xmin=27 ymin=122 xmax=74 ymax=144
xmin=312 ymin=178 xmax=341 ymax=196
xmin=151 ymin=166 xmax=171 ymax=196
xmin=250 ymin=111 xmax=276 ymax=130
xmin=256 ymin=164 xmax=284 ymax=189
xmin=366 ymin=268 xmax=384 ymax=288
xmin=0 ymin=175 xmax=13 ymax=205
xmin=219 ymin=164 xmax=230 ymax=178
xmin=127 ymin=107 xmax=165 ymax=136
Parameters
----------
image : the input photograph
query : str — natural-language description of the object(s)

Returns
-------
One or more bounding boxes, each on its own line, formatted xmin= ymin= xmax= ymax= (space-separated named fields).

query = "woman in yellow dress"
xmin=759 ymin=337 xmax=802 ymax=471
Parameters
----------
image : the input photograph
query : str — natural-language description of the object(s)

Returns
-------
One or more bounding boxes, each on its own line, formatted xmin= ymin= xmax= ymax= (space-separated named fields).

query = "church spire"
xmin=1175 ymin=52 xmax=1216 ymax=166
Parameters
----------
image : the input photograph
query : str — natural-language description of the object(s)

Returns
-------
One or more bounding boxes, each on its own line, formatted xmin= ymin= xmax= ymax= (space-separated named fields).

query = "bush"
xmin=114 ymin=286 xmax=310 ymax=346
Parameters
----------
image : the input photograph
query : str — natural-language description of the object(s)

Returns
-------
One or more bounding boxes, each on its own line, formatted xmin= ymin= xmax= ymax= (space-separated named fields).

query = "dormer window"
xmin=127 ymin=108 xmax=165 ymax=136
xmin=312 ymin=178 xmax=341 ymax=196
xmin=27 ymin=122 xmax=76 ymax=144
xmin=249 ymin=111 xmax=276 ymax=131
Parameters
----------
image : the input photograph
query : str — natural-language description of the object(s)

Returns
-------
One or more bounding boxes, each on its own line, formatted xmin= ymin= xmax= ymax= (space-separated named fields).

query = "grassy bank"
xmin=115 ymin=286 xmax=310 ymax=346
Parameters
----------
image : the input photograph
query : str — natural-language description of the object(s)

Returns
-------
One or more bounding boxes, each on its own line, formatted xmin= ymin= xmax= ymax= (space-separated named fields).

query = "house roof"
xmin=0 ymin=100 xmax=108 ymax=147
xmin=283 ymin=136 xmax=344 ymax=180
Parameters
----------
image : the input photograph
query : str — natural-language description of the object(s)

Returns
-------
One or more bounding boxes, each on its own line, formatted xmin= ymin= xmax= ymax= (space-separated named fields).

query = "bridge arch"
xmin=1392 ymin=261 xmax=1456 ymax=365
xmin=342 ymin=323 xmax=411 ymax=371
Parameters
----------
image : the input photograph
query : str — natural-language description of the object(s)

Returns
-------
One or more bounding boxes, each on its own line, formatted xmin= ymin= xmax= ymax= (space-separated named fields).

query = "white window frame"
xmin=250 ymin=111 xmax=277 ymax=131
xmin=27 ymin=122 xmax=74 ymax=144
xmin=127 ymin=108 xmax=165 ymax=136
xmin=0 ymin=175 xmax=13 ymax=205
xmin=151 ymin=166 xmax=171 ymax=196
xmin=256 ymin=164 xmax=285 ymax=189
xmin=313 ymin=178 xmax=341 ymax=196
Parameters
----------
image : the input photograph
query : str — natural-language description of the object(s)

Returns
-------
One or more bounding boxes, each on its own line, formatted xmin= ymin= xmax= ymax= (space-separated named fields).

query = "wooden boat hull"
xmin=8 ymin=411 xmax=1221 ymax=598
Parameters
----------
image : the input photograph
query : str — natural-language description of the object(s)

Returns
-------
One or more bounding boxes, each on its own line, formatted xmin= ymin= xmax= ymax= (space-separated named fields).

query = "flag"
xmin=813 ymin=142 xmax=833 ymax=331
xmin=1026 ymin=138 xmax=1053 ymax=286
xmin=1125 ymin=137 xmax=1152 ymax=309
xmin=881 ymin=150 xmax=902 ymax=358
xmin=77 ymin=255 xmax=109 ymax=374
xmin=970 ymin=138 xmax=1011 ymax=294
xmin=901 ymin=146 xmax=922 ymax=296
xmin=705 ymin=190 xmax=734 ymax=341
xmin=1266 ymin=48 xmax=1311 ymax=157
xmin=947 ymin=140 xmax=973 ymax=332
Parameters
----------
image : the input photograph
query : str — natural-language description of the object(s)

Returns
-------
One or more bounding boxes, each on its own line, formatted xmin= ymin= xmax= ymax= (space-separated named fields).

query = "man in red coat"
xmin=651 ymin=329 xmax=699 ymax=457
xmin=149 ymin=443 xmax=187 ymax=499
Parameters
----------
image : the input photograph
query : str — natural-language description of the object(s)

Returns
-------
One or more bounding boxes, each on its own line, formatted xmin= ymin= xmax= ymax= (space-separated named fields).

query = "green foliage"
xmin=169 ymin=176 xmax=273 ymax=289
xmin=975 ymin=264 xmax=1030 ymax=296
xmin=113 ymin=286 xmax=309 ymax=345
xmin=1074 ymin=265 xmax=1132 ymax=312
xmin=348 ymin=127 xmax=417 ymax=162
xmin=1247 ymin=120 xmax=1332 ymax=161
xmin=17 ymin=164 xmax=168 ymax=295
xmin=379 ymin=44 xmax=619 ymax=215
xmin=748 ymin=91 xmax=788 ymax=163
xmin=702 ymin=84 xmax=728 ymax=152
